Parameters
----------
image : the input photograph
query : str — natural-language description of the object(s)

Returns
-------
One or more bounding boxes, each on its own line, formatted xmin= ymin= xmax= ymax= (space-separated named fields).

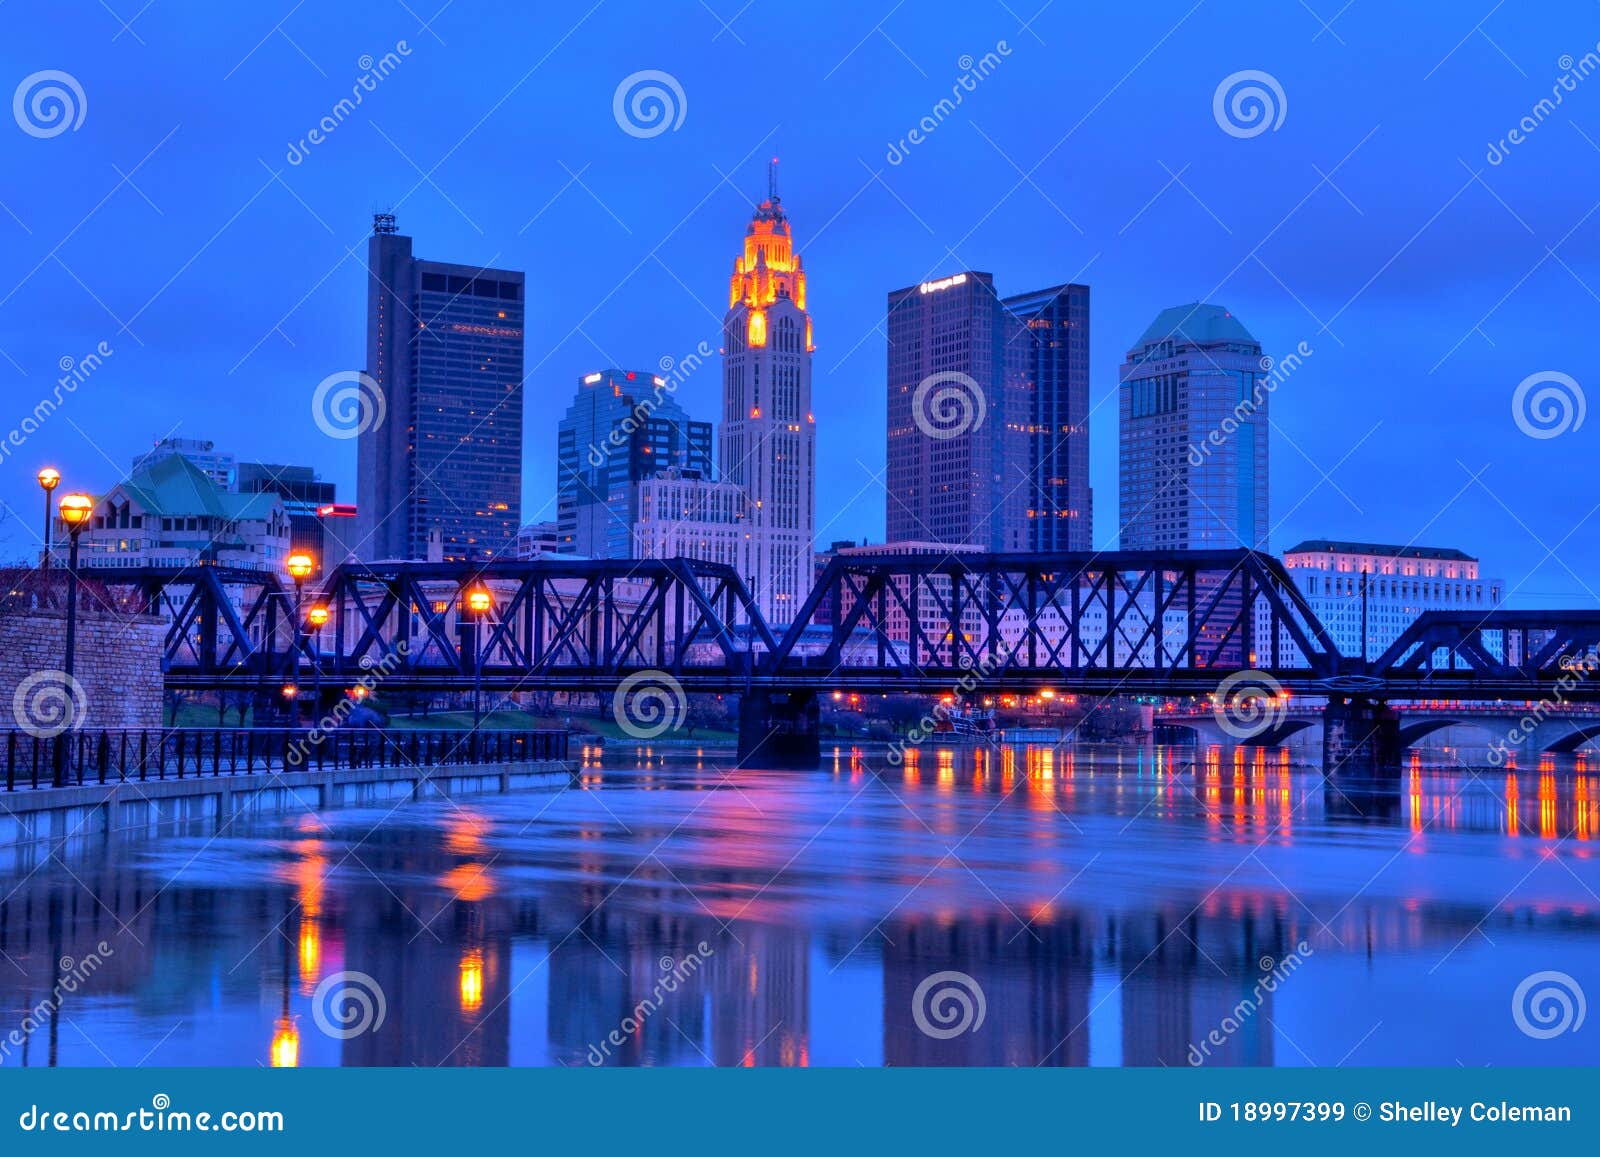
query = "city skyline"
xmin=2 ymin=4 xmax=1597 ymax=609
xmin=6 ymin=2 xmax=1600 ymax=1099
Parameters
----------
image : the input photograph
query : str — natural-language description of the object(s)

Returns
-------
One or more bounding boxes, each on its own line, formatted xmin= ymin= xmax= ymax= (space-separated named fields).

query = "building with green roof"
xmin=63 ymin=452 xmax=293 ymax=574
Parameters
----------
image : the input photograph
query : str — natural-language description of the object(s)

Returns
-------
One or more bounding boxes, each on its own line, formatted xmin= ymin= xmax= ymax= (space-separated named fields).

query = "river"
xmin=1 ymin=742 xmax=1596 ymax=1067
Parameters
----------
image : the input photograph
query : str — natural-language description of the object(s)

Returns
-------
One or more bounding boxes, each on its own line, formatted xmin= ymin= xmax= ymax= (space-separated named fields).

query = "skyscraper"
xmin=1004 ymin=283 xmax=1092 ymax=551
xmin=555 ymin=367 xmax=713 ymax=558
xmin=358 ymin=213 xmax=524 ymax=562
xmin=719 ymin=163 xmax=815 ymax=624
xmin=1118 ymin=304 xmax=1268 ymax=552
xmin=885 ymin=271 xmax=1027 ymax=551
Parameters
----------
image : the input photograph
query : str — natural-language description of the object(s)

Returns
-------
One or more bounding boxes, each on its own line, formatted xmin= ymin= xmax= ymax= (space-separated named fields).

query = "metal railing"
xmin=3 ymin=728 xmax=570 ymax=791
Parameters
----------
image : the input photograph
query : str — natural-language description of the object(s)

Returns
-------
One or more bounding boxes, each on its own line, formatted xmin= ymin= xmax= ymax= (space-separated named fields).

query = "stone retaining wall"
xmin=0 ymin=609 xmax=165 ymax=732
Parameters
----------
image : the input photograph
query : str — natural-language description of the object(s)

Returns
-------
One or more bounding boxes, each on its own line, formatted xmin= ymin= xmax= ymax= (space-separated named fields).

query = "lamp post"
xmin=285 ymin=553 xmax=315 ymax=728
xmin=54 ymin=493 xmax=94 ymax=787
xmin=36 ymin=468 xmax=60 ymax=571
xmin=307 ymin=604 xmax=329 ymax=720
xmin=465 ymin=586 xmax=493 ymax=728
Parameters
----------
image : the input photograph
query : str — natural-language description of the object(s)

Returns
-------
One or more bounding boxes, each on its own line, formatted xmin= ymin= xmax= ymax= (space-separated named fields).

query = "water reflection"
xmin=1 ymin=744 xmax=1599 ymax=1067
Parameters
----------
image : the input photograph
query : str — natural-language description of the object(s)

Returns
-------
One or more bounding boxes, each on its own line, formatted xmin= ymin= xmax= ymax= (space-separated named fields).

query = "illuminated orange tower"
xmin=720 ymin=160 xmax=816 ymax=624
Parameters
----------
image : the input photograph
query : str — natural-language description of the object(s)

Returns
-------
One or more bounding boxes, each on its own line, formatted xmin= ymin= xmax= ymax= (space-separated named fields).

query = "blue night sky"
xmin=2 ymin=0 xmax=1598 ymax=605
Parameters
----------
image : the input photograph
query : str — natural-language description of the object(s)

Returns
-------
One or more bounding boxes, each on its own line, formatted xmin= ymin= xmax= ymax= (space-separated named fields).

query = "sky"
xmin=2 ymin=0 xmax=1599 ymax=607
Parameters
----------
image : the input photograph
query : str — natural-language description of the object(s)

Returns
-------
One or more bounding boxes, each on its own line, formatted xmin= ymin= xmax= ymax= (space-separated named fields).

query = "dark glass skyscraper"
xmin=1003 ymin=283 xmax=1092 ymax=551
xmin=884 ymin=271 xmax=1031 ymax=551
xmin=556 ymin=368 xmax=714 ymax=558
xmin=358 ymin=214 xmax=524 ymax=562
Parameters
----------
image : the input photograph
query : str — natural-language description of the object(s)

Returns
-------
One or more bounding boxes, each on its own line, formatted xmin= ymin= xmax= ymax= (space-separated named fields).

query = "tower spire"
xmin=768 ymin=157 xmax=779 ymax=203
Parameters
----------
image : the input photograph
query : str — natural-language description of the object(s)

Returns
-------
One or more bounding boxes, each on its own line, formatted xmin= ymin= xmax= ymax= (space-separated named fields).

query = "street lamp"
xmin=285 ymin=553 xmax=315 ymax=727
xmin=36 ymin=467 xmax=60 ymax=571
xmin=307 ymin=605 xmax=329 ymax=715
xmin=54 ymin=492 xmax=94 ymax=787
xmin=465 ymin=586 xmax=493 ymax=727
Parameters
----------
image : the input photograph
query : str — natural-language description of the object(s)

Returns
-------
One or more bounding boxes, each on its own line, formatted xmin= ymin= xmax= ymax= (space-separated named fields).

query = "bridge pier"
xmin=1322 ymin=696 xmax=1401 ymax=781
xmin=737 ymin=690 xmax=821 ymax=770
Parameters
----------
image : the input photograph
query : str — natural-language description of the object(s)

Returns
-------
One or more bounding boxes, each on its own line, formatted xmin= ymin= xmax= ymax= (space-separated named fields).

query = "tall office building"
xmin=237 ymin=462 xmax=338 ymax=575
xmin=1118 ymin=303 xmax=1268 ymax=551
xmin=358 ymin=213 xmax=524 ymax=562
xmin=885 ymin=271 xmax=1027 ymax=551
xmin=1004 ymin=283 xmax=1092 ymax=551
xmin=555 ymin=368 xmax=713 ymax=558
xmin=718 ymin=162 xmax=815 ymax=625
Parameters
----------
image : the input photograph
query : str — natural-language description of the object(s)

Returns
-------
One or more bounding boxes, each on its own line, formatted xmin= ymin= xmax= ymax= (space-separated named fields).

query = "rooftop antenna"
xmin=768 ymin=157 xmax=779 ymax=203
xmin=372 ymin=208 xmax=398 ymax=235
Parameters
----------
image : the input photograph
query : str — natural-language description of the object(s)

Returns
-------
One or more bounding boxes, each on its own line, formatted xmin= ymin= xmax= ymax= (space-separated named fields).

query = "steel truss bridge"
xmin=76 ymin=550 xmax=1600 ymax=703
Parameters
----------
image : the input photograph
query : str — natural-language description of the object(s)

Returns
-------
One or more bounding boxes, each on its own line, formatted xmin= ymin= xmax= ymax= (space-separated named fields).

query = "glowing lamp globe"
xmin=58 ymin=493 xmax=95 ymax=529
